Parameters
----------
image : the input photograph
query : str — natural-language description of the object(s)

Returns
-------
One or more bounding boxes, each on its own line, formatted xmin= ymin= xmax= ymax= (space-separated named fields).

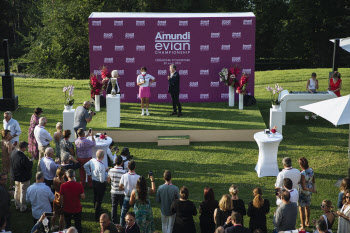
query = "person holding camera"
xmin=75 ymin=128 xmax=96 ymax=188
xmin=129 ymin=175 xmax=156 ymax=233
xmin=73 ymin=101 xmax=95 ymax=137
xmin=275 ymin=178 xmax=298 ymax=207
xmin=60 ymin=153 xmax=81 ymax=172
xmin=120 ymin=147 xmax=133 ymax=172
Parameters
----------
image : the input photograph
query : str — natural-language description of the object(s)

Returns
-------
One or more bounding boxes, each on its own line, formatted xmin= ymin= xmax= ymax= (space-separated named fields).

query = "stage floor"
xmin=90 ymin=102 xmax=266 ymax=143
xmin=89 ymin=102 xmax=266 ymax=131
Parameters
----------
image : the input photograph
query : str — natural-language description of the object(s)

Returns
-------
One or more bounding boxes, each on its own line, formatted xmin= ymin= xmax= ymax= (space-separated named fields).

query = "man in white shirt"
xmin=34 ymin=117 xmax=53 ymax=172
xmin=118 ymin=160 xmax=140 ymax=227
xmin=40 ymin=147 xmax=59 ymax=193
xmin=275 ymin=157 xmax=301 ymax=191
xmin=84 ymin=149 xmax=108 ymax=222
xmin=3 ymin=111 xmax=21 ymax=146
xmin=276 ymin=178 xmax=298 ymax=206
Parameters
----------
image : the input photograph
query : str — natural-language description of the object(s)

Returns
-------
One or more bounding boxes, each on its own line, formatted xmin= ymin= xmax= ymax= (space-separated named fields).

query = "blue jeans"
xmin=120 ymin=196 xmax=131 ymax=227
xmin=111 ymin=193 xmax=124 ymax=224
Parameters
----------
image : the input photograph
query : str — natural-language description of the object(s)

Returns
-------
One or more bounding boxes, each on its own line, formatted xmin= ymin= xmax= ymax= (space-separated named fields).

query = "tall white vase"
xmin=239 ymin=93 xmax=244 ymax=110
xmin=95 ymin=94 xmax=100 ymax=112
xmin=228 ymin=86 xmax=235 ymax=107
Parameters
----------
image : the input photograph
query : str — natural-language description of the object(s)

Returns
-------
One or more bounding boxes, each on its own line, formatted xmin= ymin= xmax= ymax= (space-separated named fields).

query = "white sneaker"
xmin=141 ymin=112 xmax=145 ymax=116
xmin=311 ymin=115 xmax=317 ymax=119
xmin=305 ymin=115 xmax=309 ymax=120
xmin=146 ymin=110 xmax=150 ymax=116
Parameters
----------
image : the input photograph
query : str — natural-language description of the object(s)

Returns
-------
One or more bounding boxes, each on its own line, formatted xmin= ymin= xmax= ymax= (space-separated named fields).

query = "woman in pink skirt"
xmin=137 ymin=67 xmax=156 ymax=116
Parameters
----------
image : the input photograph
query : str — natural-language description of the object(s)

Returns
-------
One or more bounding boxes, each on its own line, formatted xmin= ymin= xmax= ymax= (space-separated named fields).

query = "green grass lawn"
xmin=89 ymin=102 xmax=266 ymax=130
xmin=1 ymin=67 xmax=350 ymax=233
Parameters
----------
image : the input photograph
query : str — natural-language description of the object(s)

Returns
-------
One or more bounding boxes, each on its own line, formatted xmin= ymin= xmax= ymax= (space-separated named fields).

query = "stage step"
xmin=157 ymin=135 xmax=190 ymax=146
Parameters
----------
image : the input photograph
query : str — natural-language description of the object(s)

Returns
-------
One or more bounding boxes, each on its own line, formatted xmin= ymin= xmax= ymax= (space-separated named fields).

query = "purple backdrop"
xmin=89 ymin=13 xmax=255 ymax=103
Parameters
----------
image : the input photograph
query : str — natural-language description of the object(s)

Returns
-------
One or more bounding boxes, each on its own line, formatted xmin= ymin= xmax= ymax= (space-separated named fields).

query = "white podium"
xmin=254 ymin=131 xmax=283 ymax=177
xmin=269 ymin=108 xmax=283 ymax=134
xmin=107 ymin=94 xmax=120 ymax=127
xmin=63 ymin=109 xmax=75 ymax=142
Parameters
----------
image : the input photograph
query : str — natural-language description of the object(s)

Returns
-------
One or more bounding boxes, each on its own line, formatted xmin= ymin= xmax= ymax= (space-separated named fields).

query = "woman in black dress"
xmin=214 ymin=194 xmax=233 ymax=229
xmin=247 ymin=187 xmax=270 ymax=233
xmin=229 ymin=184 xmax=246 ymax=226
xmin=199 ymin=187 xmax=219 ymax=233
xmin=171 ymin=186 xmax=197 ymax=233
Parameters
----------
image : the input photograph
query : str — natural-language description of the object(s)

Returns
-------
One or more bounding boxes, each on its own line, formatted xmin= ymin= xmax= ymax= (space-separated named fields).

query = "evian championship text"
xmin=155 ymin=32 xmax=190 ymax=54
xmin=89 ymin=12 xmax=255 ymax=103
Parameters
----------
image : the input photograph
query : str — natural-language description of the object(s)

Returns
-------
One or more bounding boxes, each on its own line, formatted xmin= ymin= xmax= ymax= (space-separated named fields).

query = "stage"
xmin=89 ymin=102 xmax=266 ymax=143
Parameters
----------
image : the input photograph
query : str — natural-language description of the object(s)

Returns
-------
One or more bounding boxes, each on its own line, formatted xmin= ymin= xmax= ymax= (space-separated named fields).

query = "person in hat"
xmin=28 ymin=108 xmax=43 ymax=160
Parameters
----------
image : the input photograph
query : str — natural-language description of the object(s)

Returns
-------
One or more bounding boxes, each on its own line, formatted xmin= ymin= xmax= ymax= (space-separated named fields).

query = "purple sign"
xmin=89 ymin=12 xmax=255 ymax=103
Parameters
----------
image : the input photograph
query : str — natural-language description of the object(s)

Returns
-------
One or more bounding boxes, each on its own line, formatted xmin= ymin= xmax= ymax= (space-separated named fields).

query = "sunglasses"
xmin=320 ymin=205 xmax=326 ymax=208
xmin=346 ymin=196 xmax=350 ymax=199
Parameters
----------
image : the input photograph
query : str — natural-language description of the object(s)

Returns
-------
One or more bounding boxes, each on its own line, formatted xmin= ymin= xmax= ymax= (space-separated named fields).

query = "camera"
xmin=44 ymin=212 xmax=54 ymax=217
xmin=121 ymin=147 xmax=133 ymax=160
xmin=274 ymin=188 xmax=279 ymax=196
xmin=149 ymin=170 xmax=154 ymax=177
xmin=89 ymin=110 xmax=96 ymax=116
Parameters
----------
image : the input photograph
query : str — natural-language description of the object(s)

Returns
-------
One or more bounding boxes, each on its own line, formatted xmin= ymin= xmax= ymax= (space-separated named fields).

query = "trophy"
xmin=111 ymin=78 xmax=117 ymax=96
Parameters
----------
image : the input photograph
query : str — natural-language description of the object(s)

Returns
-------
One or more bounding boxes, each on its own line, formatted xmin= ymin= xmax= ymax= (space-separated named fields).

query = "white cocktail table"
xmin=87 ymin=136 xmax=113 ymax=168
xmin=254 ymin=131 xmax=283 ymax=177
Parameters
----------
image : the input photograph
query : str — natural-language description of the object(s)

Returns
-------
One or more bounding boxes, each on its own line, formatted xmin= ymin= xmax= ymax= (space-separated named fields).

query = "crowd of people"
xmin=1 ymin=107 xmax=350 ymax=233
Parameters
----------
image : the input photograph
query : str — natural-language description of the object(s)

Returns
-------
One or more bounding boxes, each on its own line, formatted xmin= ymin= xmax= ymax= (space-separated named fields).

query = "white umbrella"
xmin=300 ymin=95 xmax=350 ymax=176
xmin=300 ymin=95 xmax=350 ymax=125
xmin=330 ymin=37 xmax=350 ymax=53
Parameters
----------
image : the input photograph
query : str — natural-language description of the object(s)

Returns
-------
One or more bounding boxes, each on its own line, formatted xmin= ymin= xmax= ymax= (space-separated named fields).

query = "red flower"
xmin=100 ymin=134 xmax=106 ymax=139
xmin=101 ymin=66 xmax=111 ymax=79
xmin=271 ymin=129 xmax=276 ymax=133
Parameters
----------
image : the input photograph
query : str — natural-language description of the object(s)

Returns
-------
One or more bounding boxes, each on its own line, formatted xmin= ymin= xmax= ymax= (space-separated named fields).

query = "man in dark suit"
xmin=168 ymin=64 xmax=182 ymax=117
xmin=223 ymin=212 xmax=250 ymax=233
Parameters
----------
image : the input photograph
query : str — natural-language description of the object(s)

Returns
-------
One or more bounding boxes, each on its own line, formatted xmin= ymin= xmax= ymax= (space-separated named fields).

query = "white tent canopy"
xmin=330 ymin=37 xmax=350 ymax=53
xmin=300 ymin=95 xmax=350 ymax=176
xmin=300 ymin=95 xmax=350 ymax=126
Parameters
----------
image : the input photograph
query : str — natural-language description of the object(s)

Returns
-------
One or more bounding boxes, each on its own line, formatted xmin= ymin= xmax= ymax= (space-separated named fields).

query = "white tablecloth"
xmin=87 ymin=136 xmax=113 ymax=168
xmin=254 ymin=131 xmax=283 ymax=177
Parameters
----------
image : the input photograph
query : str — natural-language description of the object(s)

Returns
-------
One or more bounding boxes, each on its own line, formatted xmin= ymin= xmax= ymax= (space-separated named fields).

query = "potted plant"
xmin=266 ymin=84 xmax=283 ymax=109
xmin=63 ymin=85 xmax=74 ymax=110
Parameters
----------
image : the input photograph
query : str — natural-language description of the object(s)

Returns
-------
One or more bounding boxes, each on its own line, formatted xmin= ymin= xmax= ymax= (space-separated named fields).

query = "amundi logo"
xmin=155 ymin=32 xmax=190 ymax=51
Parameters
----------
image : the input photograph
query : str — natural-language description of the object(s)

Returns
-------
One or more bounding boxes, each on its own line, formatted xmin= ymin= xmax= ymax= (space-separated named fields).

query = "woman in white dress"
xmin=305 ymin=72 xmax=318 ymax=120
xmin=337 ymin=189 xmax=350 ymax=233
xmin=137 ymin=67 xmax=156 ymax=116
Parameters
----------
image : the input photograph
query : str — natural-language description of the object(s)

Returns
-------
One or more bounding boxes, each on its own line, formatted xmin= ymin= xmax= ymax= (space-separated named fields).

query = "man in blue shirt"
xmin=26 ymin=172 xmax=55 ymax=224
